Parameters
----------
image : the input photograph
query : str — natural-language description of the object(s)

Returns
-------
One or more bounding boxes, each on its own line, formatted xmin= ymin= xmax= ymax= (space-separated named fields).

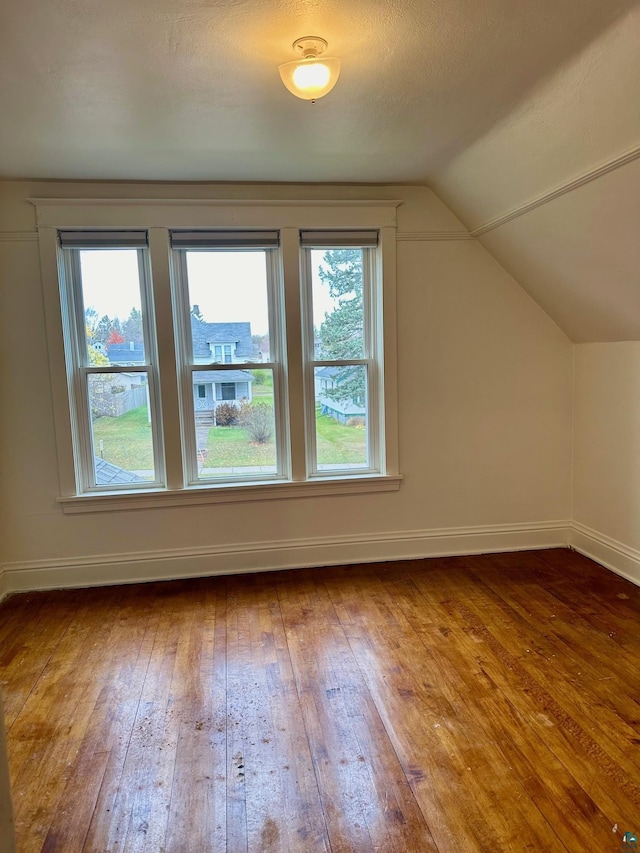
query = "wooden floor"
xmin=1 ymin=549 xmax=640 ymax=852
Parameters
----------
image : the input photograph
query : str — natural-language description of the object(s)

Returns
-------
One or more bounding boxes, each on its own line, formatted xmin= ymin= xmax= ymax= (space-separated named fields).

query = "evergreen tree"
xmin=93 ymin=314 xmax=114 ymax=346
xmin=317 ymin=249 xmax=365 ymax=405
xmin=122 ymin=307 xmax=143 ymax=343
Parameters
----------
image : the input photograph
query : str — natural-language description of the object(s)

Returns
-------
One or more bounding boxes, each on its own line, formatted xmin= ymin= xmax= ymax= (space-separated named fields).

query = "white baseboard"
xmin=0 ymin=520 xmax=571 ymax=600
xmin=0 ymin=572 xmax=8 ymax=604
xmin=570 ymin=522 xmax=640 ymax=588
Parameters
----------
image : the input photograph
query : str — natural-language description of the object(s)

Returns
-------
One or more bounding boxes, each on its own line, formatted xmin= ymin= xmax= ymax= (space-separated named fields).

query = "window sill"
xmin=57 ymin=474 xmax=403 ymax=514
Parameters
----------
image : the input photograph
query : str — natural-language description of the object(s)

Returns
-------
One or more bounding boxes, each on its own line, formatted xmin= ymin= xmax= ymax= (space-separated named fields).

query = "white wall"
xmin=0 ymin=181 xmax=573 ymax=592
xmin=572 ymin=343 xmax=640 ymax=584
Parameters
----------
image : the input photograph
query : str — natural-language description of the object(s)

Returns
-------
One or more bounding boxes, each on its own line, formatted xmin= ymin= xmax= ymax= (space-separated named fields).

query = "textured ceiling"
xmin=0 ymin=0 xmax=635 ymax=183
xmin=1 ymin=0 xmax=639 ymax=342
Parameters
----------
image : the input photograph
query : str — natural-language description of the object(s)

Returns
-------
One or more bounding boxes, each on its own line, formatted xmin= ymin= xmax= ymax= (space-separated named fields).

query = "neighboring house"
xmin=103 ymin=319 xmax=255 ymax=419
xmin=193 ymin=369 xmax=253 ymax=412
xmin=107 ymin=341 xmax=145 ymax=365
xmin=315 ymin=367 xmax=366 ymax=424
xmin=88 ymin=342 xmax=149 ymax=418
xmin=191 ymin=317 xmax=254 ymax=415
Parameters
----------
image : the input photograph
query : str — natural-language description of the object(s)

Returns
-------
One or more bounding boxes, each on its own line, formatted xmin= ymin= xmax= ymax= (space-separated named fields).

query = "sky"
xmin=79 ymin=249 xmax=341 ymax=339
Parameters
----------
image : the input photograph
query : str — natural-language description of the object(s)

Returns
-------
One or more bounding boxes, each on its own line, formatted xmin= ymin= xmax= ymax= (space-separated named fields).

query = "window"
xmin=37 ymin=199 xmax=400 ymax=511
xmin=301 ymin=232 xmax=378 ymax=473
xmin=213 ymin=344 xmax=233 ymax=364
xmin=171 ymin=231 xmax=282 ymax=483
xmin=219 ymin=383 xmax=236 ymax=401
xmin=57 ymin=231 xmax=163 ymax=490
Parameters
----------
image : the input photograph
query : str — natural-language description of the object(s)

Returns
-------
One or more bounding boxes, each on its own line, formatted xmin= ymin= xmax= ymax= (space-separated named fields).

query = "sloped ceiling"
xmin=0 ymin=0 xmax=638 ymax=341
xmin=432 ymin=5 xmax=640 ymax=343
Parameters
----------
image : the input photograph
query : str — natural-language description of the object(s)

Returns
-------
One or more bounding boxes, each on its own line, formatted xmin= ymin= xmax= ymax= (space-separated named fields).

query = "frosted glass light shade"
xmin=278 ymin=57 xmax=341 ymax=100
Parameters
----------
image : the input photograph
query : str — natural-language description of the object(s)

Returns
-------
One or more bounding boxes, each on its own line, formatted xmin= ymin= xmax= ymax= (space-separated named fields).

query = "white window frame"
xmin=56 ymin=235 xmax=165 ymax=493
xmin=170 ymin=237 xmax=288 ymax=486
xmin=34 ymin=198 xmax=402 ymax=513
xmin=300 ymin=238 xmax=381 ymax=477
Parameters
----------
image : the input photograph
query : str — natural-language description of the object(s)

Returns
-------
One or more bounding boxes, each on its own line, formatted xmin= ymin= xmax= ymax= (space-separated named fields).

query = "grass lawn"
xmin=92 ymin=400 xmax=367 ymax=472
xmin=252 ymin=386 xmax=273 ymax=405
xmin=205 ymin=425 xmax=276 ymax=468
xmin=92 ymin=405 xmax=154 ymax=471
xmin=252 ymin=374 xmax=273 ymax=405
xmin=315 ymin=410 xmax=367 ymax=466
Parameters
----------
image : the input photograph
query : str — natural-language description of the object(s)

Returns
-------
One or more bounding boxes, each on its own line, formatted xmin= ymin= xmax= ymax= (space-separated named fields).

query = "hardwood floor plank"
xmin=277 ymin=570 xmax=437 ymax=853
xmin=82 ymin=593 xmax=164 ymax=852
xmin=1 ymin=592 xmax=81 ymax=729
xmin=8 ymin=589 xmax=134 ymax=852
xmin=459 ymin=555 xmax=640 ymax=775
xmin=1 ymin=549 xmax=639 ymax=852
xmin=243 ymin=574 xmax=328 ymax=852
xmin=413 ymin=565 xmax=640 ymax=841
xmin=163 ymin=580 xmax=228 ymax=853
xmin=328 ymin=563 xmax=566 ymax=853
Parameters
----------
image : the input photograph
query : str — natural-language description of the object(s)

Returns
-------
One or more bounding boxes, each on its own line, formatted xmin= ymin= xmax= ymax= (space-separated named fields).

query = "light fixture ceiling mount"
xmin=279 ymin=36 xmax=341 ymax=102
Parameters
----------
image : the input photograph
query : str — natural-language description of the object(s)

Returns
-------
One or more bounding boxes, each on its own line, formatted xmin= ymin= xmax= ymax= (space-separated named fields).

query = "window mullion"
xmin=363 ymin=248 xmax=378 ymax=473
xmin=69 ymin=251 xmax=97 ymax=491
xmin=172 ymin=249 xmax=201 ymax=485
xmin=75 ymin=369 xmax=95 ymax=491
xmin=266 ymin=249 xmax=289 ymax=479
xmin=280 ymin=228 xmax=307 ymax=481
xmin=299 ymin=248 xmax=319 ymax=476
xmin=379 ymin=226 xmax=399 ymax=475
xmin=148 ymin=227 xmax=184 ymax=490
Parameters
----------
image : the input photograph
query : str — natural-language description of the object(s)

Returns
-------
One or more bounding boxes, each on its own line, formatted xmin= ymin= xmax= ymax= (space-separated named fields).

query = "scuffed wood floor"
xmin=1 ymin=549 xmax=639 ymax=852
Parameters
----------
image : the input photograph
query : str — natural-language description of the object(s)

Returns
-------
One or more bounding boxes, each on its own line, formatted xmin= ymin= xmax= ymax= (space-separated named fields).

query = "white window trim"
xmin=58 ymin=243 xmax=166 ymax=493
xmin=35 ymin=198 xmax=401 ymax=513
xmin=300 ymin=243 xmax=381 ymax=477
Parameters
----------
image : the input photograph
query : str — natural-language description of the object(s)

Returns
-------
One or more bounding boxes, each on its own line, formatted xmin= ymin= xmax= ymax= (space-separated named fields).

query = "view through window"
xmin=56 ymin=225 xmax=389 ymax=497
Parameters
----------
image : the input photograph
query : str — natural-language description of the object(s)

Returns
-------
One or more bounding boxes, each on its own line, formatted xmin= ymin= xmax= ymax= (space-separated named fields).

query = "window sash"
xmin=60 ymin=244 xmax=165 ymax=492
xmin=300 ymin=245 xmax=381 ymax=477
xmin=171 ymin=247 xmax=288 ymax=486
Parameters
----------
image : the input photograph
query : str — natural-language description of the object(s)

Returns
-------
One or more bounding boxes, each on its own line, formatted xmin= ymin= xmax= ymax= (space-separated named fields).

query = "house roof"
xmin=192 ymin=370 xmax=254 ymax=384
xmin=319 ymin=397 xmax=366 ymax=416
xmin=94 ymin=457 xmax=146 ymax=485
xmin=191 ymin=318 xmax=254 ymax=361
xmin=316 ymin=367 xmax=343 ymax=380
xmin=107 ymin=321 xmax=255 ymax=367
xmin=107 ymin=342 xmax=145 ymax=365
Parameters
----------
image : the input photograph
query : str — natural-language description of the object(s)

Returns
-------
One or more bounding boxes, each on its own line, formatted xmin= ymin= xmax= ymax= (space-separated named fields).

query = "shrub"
xmin=346 ymin=416 xmax=366 ymax=428
xmin=252 ymin=369 xmax=268 ymax=386
xmin=110 ymin=384 xmax=126 ymax=394
xmin=214 ymin=402 xmax=238 ymax=426
xmin=238 ymin=401 xmax=274 ymax=444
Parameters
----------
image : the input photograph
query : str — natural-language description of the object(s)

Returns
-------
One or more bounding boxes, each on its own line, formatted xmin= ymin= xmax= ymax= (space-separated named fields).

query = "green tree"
xmin=85 ymin=306 xmax=98 ymax=340
xmin=122 ymin=307 xmax=143 ymax=343
xmin=93 ymin=314 xmax=114 ymax=346
xmin=88 ymin=344 xmax=109 ymax=366
xmin=317 ymin=249 xmax=365 ymax=405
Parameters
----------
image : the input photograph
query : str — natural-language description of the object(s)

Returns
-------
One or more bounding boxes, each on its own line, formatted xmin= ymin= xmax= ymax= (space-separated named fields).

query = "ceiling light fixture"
xmin=278 ymin=37 xmax=341 ymax=103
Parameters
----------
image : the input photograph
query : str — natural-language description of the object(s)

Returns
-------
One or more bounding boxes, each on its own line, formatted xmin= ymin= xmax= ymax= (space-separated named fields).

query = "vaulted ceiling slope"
xmin=432 ymin=5 xmax=640 ymax=343
xmin=0 ymin=0 xmax=638 ymax=341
